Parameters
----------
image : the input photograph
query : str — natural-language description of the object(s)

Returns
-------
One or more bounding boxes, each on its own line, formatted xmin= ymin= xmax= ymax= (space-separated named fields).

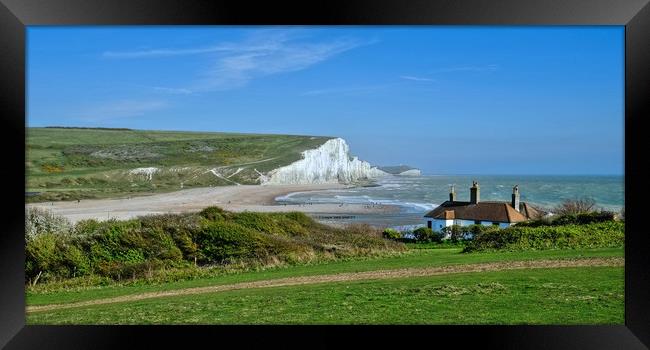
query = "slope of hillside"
xmin=26 ymin=128 xmax=387 ymax=202
xmin=26 ymin=128 xmax=333 ymax=202
xmin=378 ymin=165 xmax=422 ymax=176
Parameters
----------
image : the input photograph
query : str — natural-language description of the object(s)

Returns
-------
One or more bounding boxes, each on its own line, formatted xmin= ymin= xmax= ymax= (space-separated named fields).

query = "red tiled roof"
xmin=423 ymin=201 xmax=534 ymax=223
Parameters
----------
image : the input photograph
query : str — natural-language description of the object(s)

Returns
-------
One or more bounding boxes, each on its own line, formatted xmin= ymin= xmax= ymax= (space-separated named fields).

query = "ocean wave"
xmin=381 ymin=184 xmax=402 ymax=188
xmin=278 ymin=191 xmax=437 ymax=213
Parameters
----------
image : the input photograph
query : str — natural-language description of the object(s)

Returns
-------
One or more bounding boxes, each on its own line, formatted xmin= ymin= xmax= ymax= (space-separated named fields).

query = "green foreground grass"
xmin=27 ymin=265 xmax=623 ymax=325
xmin=27 ymin=247 xmax=622 ymax=307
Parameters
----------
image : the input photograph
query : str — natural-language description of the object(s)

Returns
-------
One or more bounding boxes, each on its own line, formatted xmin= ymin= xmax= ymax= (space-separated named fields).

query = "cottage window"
xmin=427 ymin=221 xmax=432 ymax=229
xmin=492 ymin=222 xmax=499 ymax=226
xmin=474 ymin=220 xmax=481 ymax=225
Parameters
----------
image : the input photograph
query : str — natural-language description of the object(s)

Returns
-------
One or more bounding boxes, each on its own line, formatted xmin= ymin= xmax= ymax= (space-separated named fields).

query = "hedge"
xmin=463 ymin=221 xmax=624 ymax=252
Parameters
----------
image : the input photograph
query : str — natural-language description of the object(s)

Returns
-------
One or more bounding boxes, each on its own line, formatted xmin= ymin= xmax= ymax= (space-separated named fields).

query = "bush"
xmin=138 ymin=213 xmax=202 ymax=261
xmin=232 ymin=212 xmax=285 ymax=235
xmin=196 ymin=221 xmax=268 ymax=263
xmin=553 ymin=198 xmax=597 ymax=215
xmin=344 ymin=223 xmax=383 ymax=238
xmin=25 ymin=233 xmax=59 ymax=283
xmin=25 ymin=232 xmax=92 ymax=283
xmin=199 ymin=206 xmax=227 ymax=221
xmin=516 ymin=211 xmax=616 ymax=227
xmin=463 ymin=221 xmax=624 ymax=252
xmin=413 ymin=227 xmax=442 ymax=243
xmin=441 ymin=225 xmax=466 ymax=242
xmin=383 ymin=228 xmax=402 ymax=240
xmin=25 ymin=206 xmax=405 ymax=286
xmin=25 ymin=207 xmax=72 ymax=240
xmin=558 ymin=211 xmax=616 ymax=225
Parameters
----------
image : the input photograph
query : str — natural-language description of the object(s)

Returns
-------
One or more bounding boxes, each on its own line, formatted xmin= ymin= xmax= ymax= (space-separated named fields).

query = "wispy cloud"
xmin=104 ymin=47 xmax=223 ymax=59
xmin=152 ymin=86 xmax=193 ymax=95
xmin=104 ymin=30 xmax=377 ymax=92
xmin=301 ymin=84 xmax=391 ymax=97
xmin=75 ymin=99 xmax=168 ymax=121
xmin=400 ymin=75 xmax=434 ymax=82
xmin=430 ymin=64 xmax=498 ymax=74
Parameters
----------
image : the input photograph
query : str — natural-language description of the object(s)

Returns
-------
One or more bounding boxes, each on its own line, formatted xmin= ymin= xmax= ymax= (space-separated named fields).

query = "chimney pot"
xmin=449 ymin=185 xmax=456 ymax=202
xmin=470 ymin=181 xmax=480 ymax=204
xmin=511 ymin=185 xmax=520 ymax=212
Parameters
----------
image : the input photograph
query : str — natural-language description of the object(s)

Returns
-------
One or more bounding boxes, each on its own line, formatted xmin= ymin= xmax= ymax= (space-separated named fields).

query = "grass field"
xmin=26 ymin=127 xmax=331 ymax=201
xmin=26 ymin=247 xmax=624 ymax=324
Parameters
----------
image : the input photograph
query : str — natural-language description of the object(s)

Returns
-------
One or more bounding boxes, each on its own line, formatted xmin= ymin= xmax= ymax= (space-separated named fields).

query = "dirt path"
xmin=27 ymin=257 xmax=623 ymax=314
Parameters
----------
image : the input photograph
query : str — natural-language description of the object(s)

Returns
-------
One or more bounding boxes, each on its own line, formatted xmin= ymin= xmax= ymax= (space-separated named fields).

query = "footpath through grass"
xmin=27 ymin=247 xmax=622 ymax=307
xmin=27 ymin=265 xmax=623 ymax=324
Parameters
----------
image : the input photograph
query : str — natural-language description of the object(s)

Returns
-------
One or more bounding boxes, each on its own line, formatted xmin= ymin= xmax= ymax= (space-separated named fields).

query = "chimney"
xmin=470 ymin=181 xmax=480 ymax=204
xmin=511 ymin=185 xmax=520 ymax=212
xmin=449 ymin=185 xmax=456 ymax=202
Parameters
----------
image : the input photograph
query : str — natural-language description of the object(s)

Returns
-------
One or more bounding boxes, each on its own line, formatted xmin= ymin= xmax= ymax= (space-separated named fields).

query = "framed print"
xmin=1 ymin=0 xmax=649 ymax=348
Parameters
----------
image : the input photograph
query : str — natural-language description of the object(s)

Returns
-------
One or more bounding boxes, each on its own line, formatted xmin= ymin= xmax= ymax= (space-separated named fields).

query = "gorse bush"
xmin=25 ymin=206 xmax=404 ymax=285
xmin=463 ymin=221 xmax=624 ymax=252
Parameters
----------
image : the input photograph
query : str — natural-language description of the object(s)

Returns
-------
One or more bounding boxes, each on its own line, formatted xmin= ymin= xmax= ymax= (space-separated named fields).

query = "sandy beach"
xmin=26 ymin=184 xmax=400 ymax=223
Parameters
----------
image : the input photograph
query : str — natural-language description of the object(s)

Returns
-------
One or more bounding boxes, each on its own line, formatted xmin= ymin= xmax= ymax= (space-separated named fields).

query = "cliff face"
xmin=261 ymin=138 xmax=387 ymax=185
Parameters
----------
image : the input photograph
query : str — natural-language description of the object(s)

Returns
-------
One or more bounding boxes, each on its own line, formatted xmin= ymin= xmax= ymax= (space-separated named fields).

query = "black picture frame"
xmin=1 ymin=0 xmax=649 ymax=348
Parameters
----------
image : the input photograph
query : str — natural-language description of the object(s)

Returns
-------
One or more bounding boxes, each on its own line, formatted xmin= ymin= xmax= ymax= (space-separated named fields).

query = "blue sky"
xmin=27 ymin=26 xmax=624 ymax=175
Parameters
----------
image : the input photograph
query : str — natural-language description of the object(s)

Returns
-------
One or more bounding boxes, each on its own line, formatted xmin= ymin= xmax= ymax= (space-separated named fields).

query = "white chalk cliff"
xmin=261 ymin=138 xmax=388 ymax=185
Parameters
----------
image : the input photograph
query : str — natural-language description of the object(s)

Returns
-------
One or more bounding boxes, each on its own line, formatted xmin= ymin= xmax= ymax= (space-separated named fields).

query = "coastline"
xmin=26 ymin=184 xmax=401 ymax=224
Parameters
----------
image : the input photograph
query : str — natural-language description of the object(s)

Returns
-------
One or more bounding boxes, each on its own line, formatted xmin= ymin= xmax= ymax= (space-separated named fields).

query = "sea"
xmin=275 ymin=175 xmax=625 ymax=229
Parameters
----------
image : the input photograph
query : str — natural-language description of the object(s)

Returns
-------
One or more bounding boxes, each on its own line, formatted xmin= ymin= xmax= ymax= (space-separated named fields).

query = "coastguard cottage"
xmin=423 ymin=181 xmax=541 ymax=232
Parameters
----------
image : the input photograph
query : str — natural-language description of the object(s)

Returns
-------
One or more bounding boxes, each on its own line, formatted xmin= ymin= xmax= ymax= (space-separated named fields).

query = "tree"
xmin=553 ymin=198 xmax=597 ymax=215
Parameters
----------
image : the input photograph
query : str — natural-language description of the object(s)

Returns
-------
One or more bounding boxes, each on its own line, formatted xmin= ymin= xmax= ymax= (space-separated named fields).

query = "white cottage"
xmin=424 ymin=182 xmax=542 ymax=232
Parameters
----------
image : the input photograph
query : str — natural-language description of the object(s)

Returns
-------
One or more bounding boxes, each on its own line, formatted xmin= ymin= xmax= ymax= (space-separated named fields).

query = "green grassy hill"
xmin=26 ymin=127 xmax=332 ymax=202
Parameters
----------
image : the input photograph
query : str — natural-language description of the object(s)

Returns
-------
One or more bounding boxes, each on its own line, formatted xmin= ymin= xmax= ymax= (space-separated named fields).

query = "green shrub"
xmin=26 ymin=232 xmax=92 ymax=283
xmin=278 ymin=211 xmax=314 ymax=227
xmin=61 ymin=244 xmax=91 ymax=277
xmin=269 ymin=214 xmax=309 ymax=236
xmin=232 ymin=212 xmax=285 ymax=235
xmin=413 ymin=227 xmax=442 ymax=243
xmin=441 ymin=225 xmax=465 ymax=242
xmin=199 ymin=206 xmax=227 ymax=221
xmin=383 ymin=228 xmax=402 ymax=240
xmin=25 ymin=233 xmax=59 ymax=283
xmin=196 ymin=221 xmax=268 ymax=263
xmin=25 ymin=204 xmax=404 ymax=286
xmin=139 ymin=213 xmax=201 ymax=261
xmin=73 ymin=219 xmax=102 ymax=236
xmin=516 ymin=211 xmax=616 ymax=227
xmin=464 ymin=221 xmax=624 ymax=252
